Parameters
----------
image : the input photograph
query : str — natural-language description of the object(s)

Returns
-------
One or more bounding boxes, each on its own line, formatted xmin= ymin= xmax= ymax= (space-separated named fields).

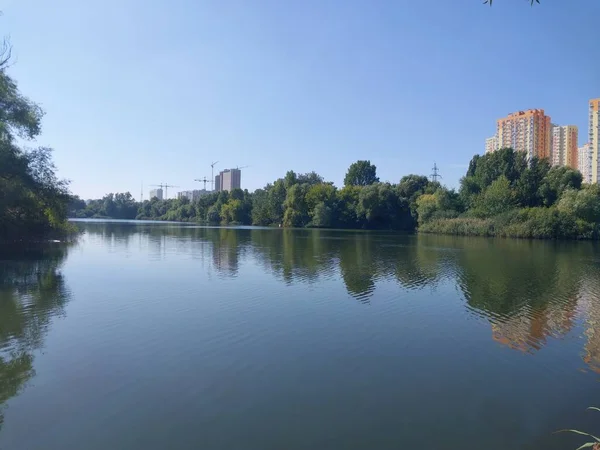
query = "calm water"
xmin=1 ymin=221 xmax=600 ymax=450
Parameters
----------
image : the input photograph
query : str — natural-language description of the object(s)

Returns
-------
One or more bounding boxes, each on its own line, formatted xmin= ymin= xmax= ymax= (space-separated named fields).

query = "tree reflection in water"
xmin=0 ymin=245 xmax=71 ymax=430
xmin=80 ymin=223 xmax=600 ymax=371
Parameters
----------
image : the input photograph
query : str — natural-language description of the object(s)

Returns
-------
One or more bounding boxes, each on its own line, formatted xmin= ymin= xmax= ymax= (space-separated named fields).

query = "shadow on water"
xmin=0 ymin=244 xmax=72 ymax=431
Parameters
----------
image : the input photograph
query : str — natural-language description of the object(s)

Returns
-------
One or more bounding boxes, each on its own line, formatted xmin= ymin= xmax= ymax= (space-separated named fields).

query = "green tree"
xmin=0 ymin=68 xmax=71 ymax=242
xmin=251 ymin=188 xmax=271 ymax=225
xmin=336 ymin=185 xmax=361 ymax=228
xmin=268 ymin=179 xmax=287 ymax=225
xmin=344 ymin=160 xmax=379 ymax=187
xmin=207 ymin=205 xmax=221 ymax=223
xmin=475 ymin=176 xmax=516 ymax=217
xmin=538 ymin=166 xmax=583 ymax=207
xmin=397 ymin=175 xmax=430 ymax=201
xmin=357 ymin=183 xmax=412 ymax=230
xmin=557 ymin=184 xmax=600 ymax=224
xmin=283 ymin=184 xmax=311 ymax=227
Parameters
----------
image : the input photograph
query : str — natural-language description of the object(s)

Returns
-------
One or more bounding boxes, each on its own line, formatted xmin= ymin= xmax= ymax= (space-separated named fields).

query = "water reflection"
xmin=0 ymin=245 xmax=71 ymax=429
xmin=79 ymin=223 xmax=600 ymax=370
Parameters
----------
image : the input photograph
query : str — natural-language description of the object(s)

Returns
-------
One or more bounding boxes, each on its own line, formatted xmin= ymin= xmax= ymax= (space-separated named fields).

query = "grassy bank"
xmin=419 ymin=207 xmax=600 ymax=240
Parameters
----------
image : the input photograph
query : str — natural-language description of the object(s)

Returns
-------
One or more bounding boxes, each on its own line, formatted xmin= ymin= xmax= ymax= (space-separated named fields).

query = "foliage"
xmin=555 ymin=407 xmax=600 ymax=450
xmin=69 ymin=150 xmax=600 ymax=240
xmin=538 ymin=166 xmax=582 ymax=207
xmin=0 ymin=64 xmax=72 ymax=242
xmin=419 ymin=148 xmax=600 ymax=240
xmin=344 ymin=160 xmax=379 ymax=187
xmin=473 ymin=176 xmax=515 ymax=217
xmin=71 ymin=192 xmax=138 ymax=220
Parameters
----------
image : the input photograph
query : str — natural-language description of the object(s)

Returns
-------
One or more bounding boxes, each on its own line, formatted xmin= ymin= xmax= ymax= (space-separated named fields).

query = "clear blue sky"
xmin=2 ymin=0 xmax=599 ymax=200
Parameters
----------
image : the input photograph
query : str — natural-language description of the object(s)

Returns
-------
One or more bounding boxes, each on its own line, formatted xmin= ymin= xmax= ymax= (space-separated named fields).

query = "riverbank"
xmin=419 ymin=207 xmax=600 ymax=240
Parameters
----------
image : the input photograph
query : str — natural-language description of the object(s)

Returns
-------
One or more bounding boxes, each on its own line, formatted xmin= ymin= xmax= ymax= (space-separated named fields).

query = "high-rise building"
xmin=579 ymin=143 xmax=593 ymax=184
xmin=496 ymin=109 xmax=552 ymax=160
xmin=149 ymin=188 xmax=163 ymax=200
xmin=177 ymin=190 xmax=210 ymax=201
xmin=215 ymin=169 xmax=241 ymax=192
xmin=590 ymin=99 xmax=600 ymax=183
xmin=485 ymin=136 xmax=498 ymax=154
xmin=551 ymin=125 xmax=578 ymax=169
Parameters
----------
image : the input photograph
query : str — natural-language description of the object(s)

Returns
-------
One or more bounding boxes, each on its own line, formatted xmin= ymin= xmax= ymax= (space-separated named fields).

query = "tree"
xmin=557 ymin=184 xmax=600 ymax=224
xmin=475 ymin=176 xmax=516 ymax=217
xmin=336 ymin=186 xmax=361 ymax=228
xmin=357 ymin=183 xmax=412 ymax=230
xmin=267 ymin=180 xmax=287 ymax=224
xmin=344 ymin=160 xmax=379 ymax=187
xmin=0 ymin=66 xmax=71 ymax=240
xmin=283 ymin=184 xmax=311 ymax=227
xmin=311 ymin=202 xmax=334 ymax=228
xmin=297 ymin=171 xmax=324 ymax=186
xmin=416 ymin=188 xmax=461 ymax=225
xmin=397 ymin=175 xmax=430 ymax=201
xmin=538 ymin=166 xmax=583 ymax=207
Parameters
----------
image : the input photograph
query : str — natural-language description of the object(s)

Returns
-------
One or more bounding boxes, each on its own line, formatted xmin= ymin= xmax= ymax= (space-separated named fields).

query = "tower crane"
xmin=150 ymin=183 xmax=180 ymax=200
xmin=210 ymin=161 xmax=219 ymax=191
xmin=194 ymin=177 xmax=210 ymax=190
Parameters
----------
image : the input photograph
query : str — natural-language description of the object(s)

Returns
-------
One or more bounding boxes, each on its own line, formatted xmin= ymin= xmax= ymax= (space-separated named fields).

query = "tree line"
xmin=71 ymin=150 xmax=600 ymax=240
xmin=70 ymin=160 xmax=444 ymax=232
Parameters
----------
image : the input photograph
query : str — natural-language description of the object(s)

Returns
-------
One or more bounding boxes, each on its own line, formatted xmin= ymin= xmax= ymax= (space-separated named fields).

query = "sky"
xmin=1 ymin=0 xmax=599 ymax=200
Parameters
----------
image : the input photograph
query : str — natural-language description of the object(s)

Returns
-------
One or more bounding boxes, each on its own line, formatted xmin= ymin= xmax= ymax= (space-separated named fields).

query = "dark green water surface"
xmin=1 ymin=220 xmax=600 ymax=450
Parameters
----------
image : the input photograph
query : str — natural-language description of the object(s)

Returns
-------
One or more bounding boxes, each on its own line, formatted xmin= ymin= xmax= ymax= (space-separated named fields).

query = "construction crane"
xmin=150 ymin=183 xmax=180 ymax=200
xmin=234 ymin=165 xmax=249 ymax=170
xmin=210 ymin=161 xmax=219 ymax=191
xmin=194 ymin=177 xmax=210 ymax=190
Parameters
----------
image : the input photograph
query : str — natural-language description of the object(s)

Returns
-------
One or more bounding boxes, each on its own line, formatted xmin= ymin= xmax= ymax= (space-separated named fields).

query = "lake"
xmin=1 ymin=221 xmax=600 ymax=450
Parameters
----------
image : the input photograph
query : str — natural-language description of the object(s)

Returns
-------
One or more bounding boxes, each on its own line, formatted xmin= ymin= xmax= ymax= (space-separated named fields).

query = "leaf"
xmin=587 ymin=407 xmax=600 ymax=413
xmin=554 ymin=429 xmax=600 ymax=442
xmin=575 ymin=443 xmax=596 ymax=450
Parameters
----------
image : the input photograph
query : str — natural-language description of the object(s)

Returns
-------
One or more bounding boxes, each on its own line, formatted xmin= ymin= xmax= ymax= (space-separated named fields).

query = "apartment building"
xmin=496 ymin=109 xmax=552 ymax=160
xmin=551 ymin=125 xmax=578 ymax=169
xmin=485 ymin=136 xmax=498 ymax=154
xmin=590 ymin=99 xmax=600 ymax=183
xmin=579 ymin=143 xmax=593 ymax=184
xmin=149 ymin=188 xmax=163 ymax=200
xmin=214 ymin=169 xmax=241 ymax=192
xmin=177 ymin=190 xmax=210 ymax=201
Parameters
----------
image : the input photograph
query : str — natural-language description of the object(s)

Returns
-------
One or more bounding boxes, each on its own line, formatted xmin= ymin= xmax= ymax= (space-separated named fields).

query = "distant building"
xmin=579 ymin=143 xmax=593 ymax=184
xmin=495 ymin=109 xmax=552 ymax=160
xmin=214 ymin=168 xmax=241 ymax=192
xmin=485 ymin=136 xmax=498 ymax=154
xmin=149 ymin=188 xmax=163 ymax=200
xmin=590 ymin=98 xmax=600 ymax=183
xmin=177 ymin=189 xmax=210 ymax=201
xmin=551 ymin=125 xmax=578 ymax=169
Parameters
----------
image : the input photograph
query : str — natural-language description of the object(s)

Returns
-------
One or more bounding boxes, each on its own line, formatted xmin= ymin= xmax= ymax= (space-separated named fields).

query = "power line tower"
xmin=430 ymin=163 xmax=442 ymax=183
xmin=194 ymin=177 xmax=209 ymax=190
xmin=210 ymin=161 xmax=219 ymax=191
